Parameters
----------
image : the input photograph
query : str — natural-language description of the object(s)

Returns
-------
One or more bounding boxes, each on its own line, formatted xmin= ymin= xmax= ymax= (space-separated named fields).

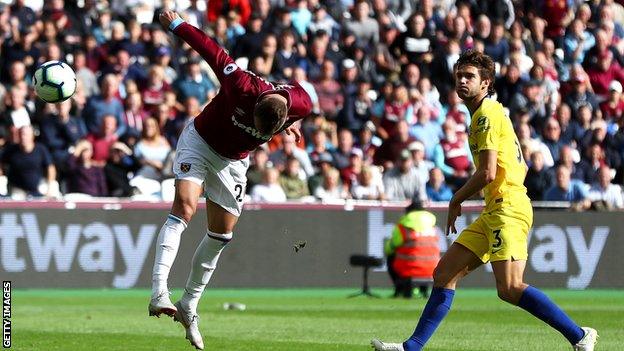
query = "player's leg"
xmin=150 ymin=121 xmax=209 ymax=317
xmin=489 ymin=209 xmax=597 ymax=350
xmin=173 ymin=151 xmax=248 ymax=350
xmin=400 ymin=243 xmax=483 ymax=350
xmin=178 ymin=200 xmax=238 ymax=314
xmin=149 ymin=179 xmax=202 ymax=317
xmin=372 ymin=233 xmax=485 ymax=351
xmin=492 ymin=260 xmax=597 ymax=349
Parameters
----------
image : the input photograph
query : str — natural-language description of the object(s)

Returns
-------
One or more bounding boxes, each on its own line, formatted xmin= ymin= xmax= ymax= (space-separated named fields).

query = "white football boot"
xmin=371 ymin=339 xmax=405 ymax=351
xmin=173 ymin=301 xmax=205 ymax=350
xmin=148 ymin=291 xmax=177 ymax=317
xmin=573 ymin=327 xmax=598 ymax=351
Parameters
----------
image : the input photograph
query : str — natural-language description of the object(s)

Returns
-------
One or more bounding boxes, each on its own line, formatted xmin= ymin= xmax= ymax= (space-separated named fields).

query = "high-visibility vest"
xmin=391 ymin=211 xmax=440 ymax=279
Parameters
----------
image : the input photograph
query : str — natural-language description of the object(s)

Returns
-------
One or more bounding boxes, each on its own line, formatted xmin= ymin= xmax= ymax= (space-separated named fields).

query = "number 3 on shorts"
xmin=492 ymin=229 xmax=502 ymax=248
xmin=234 ymin=184 xmax=244 ymax=202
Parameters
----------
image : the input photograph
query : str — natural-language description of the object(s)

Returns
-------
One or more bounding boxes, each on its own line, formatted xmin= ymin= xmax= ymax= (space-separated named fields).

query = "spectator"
xmin=65 ymin=140 xmax=107 ymax=196
xmin=104 ymin=141 xmax=138 ymax=197
xmin=39 ymin=100 xmax=87 ymax=172
xmin=541 ymin=118 xmax=566 ymax=164
xmin=274 ymin=29 xmax=301 ymax=82
xmin=251 ymin=167 xmax=287 ymax=202
xmin=374 ymin=119 xmax=417 ymax=169
xmin=246 ymin=148 xmax=269 ymax=194
xmin=588 ymin=166 xmax=624 ymax=210
xmin=494 ymin=64 xmax=524 ymax=107
xmin=312 ymin=60 xmax=343 ymax=120
xmin=172 ymin=58 xmax=216 ymax=105
xmin=383 ymin=150 xmax=426 ymax=201
xmin=410 ymin=105 xmax=441 ymax=160
xmin=86 ymin=114 xmax=119 ymax=165
xmin=269 ymin=132 xmax=314 ymax=177
xmin=563 ymin=19 xmax=595 ymax=65
xmin=586 ymin=50 xmax=624 ymax=100
xmin=73 ymin=49 xmax=99 ymax=98
xmin=279 ymin=156 xmax=309 ymax=200
xmin=141 ymin=65 xmax=172 ymax=113
xmin=331 ymin=129 xmax=357 ymax=170
xmin=0 ymin=125 xmax=56 ymax=197
xmin=340 ymin=148 xmax=364 ymax=191
xmin=557 ymin=145 xmax=588 ymax=184
xmin=426 ymin=168 xmax=453 ymax=202
xmin=600 ymin=81 xmax=624 ymax=128
xmin=313 ymin=167 xmax=348 ymax=201
xmin=232 ymin=13 xmax=265 ymax=59
xmin=2 ymin=86 xmax=31 ymax=129
xmin=484 ymin=20 xmax=509 ymax=65
xmin=389 ymin=14 xmax=433 ymax=68
xmin=83 ymin=74 xmax=126 ymax=137
xmin=525 ymin=151 xmax=553 ymax=201
xmin=344 ymin=0 xmax=379 ymax=50
xmin=377 ymin=84 xmax=413 ymax=140
xmin=564 ymin=73 xmax=599 ymax=119
xmin=133 ymin=117 xmax=172 ymax=182
xmin=544 ymin=165 xmax=591 ymax=211
xmin=433 ymin=118 xmax=471 ymax=189
xmin=408 ymin=141 xmax=433 ymax=189
xmin=351 ymin=165 xmax=385 ymax=200
xmin=509 ymin=80 xmax=549 ymax=131
xmin=207 ymin=0 xmax=251 ymax=28
xmin=123 ymin=92 xmax=149 ymax=134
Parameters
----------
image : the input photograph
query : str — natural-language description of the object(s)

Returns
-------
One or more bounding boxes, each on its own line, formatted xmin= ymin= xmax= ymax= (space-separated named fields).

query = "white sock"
xmin=180 ymin=230 xmax=232 ymax=314
xmin=151 ymin=214 xmax=187 ymax=296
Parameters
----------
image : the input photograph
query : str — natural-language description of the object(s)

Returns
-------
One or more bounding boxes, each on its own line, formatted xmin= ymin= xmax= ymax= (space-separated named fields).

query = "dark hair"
xmin=406 ymin=198 xmax=424 ymax=213
xmin=254 ymin=96 xmax=288 ymax=135
xmin=454 ymin=49 xmax=496 ymax=95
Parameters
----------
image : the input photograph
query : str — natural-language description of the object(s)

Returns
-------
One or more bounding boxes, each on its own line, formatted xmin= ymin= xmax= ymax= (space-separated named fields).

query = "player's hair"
xmin=254 ymin=95 xmax=288 ymax=135
xmin=454 ymin=49 xmax=496 ymax=95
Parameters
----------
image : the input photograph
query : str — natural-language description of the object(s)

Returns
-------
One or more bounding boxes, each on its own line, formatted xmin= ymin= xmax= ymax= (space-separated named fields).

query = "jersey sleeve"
xmin=473 ymin=107 xmax=502 ymax=153
xmin=172 ymin=22 xmax=238 ymax=84
xmin=287 ymin=84 xmax=313 ymax=120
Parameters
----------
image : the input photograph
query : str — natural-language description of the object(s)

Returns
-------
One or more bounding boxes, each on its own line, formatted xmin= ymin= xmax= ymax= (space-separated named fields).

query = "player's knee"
xmin=432 ymin=265 xmax=453 ymax=287
xmin=172 ymin=199 xmax=197 ymax=223
xmin=496 ymin=284 xmax=524 ymax=304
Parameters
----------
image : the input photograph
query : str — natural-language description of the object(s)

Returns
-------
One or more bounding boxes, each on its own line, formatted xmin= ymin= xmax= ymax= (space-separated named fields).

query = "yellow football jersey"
xmin=468 ymin=98 xmax=529 ymax=212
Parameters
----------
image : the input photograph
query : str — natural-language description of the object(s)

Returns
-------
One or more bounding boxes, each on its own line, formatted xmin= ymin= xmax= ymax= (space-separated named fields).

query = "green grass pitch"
xmin=11 ymin=288 xmax=624 ymax=350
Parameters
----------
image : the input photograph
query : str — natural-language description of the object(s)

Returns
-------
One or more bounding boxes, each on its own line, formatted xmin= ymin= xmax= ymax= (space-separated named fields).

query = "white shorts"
xmin=173 ymin=122 xmax=249 ymax=216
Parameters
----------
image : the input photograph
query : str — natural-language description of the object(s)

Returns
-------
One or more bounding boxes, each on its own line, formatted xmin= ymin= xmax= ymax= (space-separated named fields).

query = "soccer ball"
xmin=33 ymin=61 xmax=77 ymax=103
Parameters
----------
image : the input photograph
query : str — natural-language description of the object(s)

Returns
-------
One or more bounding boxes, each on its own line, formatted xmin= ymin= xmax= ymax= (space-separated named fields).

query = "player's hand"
xmin=446 ymin=198 xmax=461 ymax=236
xmin=159 ymin=10 xmax=181 ymax=29
xmin=284 ymin=125 xmax=302 ymax=143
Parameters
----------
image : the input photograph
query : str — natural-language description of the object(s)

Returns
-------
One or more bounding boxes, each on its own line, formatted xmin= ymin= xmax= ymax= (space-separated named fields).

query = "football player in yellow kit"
xmin=372 ymin=50 xmax=597 ymax=351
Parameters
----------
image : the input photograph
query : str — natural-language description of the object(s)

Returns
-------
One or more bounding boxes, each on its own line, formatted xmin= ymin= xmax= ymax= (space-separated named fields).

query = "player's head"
xmin=406 ymin=198 xmax=424 ymax=213
xmin=453 ymin=50 xmax=495 ymax=100
xmin=254 ymin=94 xmax=288 ymax=136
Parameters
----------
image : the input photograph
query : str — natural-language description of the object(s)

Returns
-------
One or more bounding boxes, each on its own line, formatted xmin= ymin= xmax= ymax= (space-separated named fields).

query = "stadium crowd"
xmin=0 ymin=0 xmax=623 ymax=210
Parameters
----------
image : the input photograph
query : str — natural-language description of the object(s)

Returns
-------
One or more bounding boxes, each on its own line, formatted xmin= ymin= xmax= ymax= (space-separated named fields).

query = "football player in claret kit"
xmin=148 ymin=11 xmax=312 ymax=350
xmin=371 ymin=50 xmax=598 ymax=351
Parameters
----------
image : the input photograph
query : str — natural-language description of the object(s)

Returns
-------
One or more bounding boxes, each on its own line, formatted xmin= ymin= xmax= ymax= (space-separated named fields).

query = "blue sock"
xmin=517 ymin=286 xmax=584 ymax=344
xmin=403 ymin=287 xmax=455 ymax=351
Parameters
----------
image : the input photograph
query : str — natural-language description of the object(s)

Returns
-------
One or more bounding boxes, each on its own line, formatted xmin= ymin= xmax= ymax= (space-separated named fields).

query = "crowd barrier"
xmin=0 ymin=200 xmax=621 ymax=289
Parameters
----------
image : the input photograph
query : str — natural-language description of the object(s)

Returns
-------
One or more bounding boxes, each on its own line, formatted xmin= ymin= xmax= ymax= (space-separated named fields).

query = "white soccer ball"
xmin=33 ymin=60 xmax=77 ymax=103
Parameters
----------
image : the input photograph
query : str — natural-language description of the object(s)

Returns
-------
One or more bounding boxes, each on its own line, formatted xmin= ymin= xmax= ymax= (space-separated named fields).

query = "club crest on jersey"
xmin=224 ymin=63 xmax=238 ymax=75
xmin=180 ymin=163 xmax=191 ymax=173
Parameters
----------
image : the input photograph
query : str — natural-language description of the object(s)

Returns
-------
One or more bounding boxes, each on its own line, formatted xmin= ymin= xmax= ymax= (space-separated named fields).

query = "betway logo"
xmin=367 ymin=210 xmax=609 ymax=289
xmin=231 ymin=115 xmax=271 ymax=141
xmin=0 ymin=213 xmax=157 ymax=288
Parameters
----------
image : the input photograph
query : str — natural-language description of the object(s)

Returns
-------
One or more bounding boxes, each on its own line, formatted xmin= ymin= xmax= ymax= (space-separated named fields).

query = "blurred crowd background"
xmin=0 ymin=0 xmax=623 ymax=210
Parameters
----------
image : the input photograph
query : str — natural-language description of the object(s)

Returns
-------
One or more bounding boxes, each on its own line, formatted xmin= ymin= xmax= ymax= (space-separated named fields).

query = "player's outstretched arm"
xmin=159 ymin=11 xmax=236 ymax=83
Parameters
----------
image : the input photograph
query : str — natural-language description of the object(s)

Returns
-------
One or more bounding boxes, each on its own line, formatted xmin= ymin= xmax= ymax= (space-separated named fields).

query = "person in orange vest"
xmin=384 ymin=199 xmax=440 ymax=298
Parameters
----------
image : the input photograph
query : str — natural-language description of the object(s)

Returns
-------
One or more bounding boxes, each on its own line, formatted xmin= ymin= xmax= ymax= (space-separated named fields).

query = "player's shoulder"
xmin=480 ymin=98 xmax=506 ymax=119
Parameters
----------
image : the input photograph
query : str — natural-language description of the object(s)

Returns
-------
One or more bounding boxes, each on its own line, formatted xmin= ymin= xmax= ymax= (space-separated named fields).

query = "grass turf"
xmin=10 ymin=288 xmax=624 ymax=350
